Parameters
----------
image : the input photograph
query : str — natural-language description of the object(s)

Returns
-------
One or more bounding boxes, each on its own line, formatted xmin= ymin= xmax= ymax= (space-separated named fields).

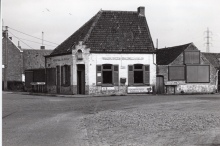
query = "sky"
xmin=2 ymin=0 xmax=220 ymax=53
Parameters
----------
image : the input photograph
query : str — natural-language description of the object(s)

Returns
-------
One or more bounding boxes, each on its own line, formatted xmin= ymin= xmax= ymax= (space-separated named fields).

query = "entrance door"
xmin=56 ymin=66 xmax=61 ymax=94
xmin=77 ymin=64 xmax=85 ymax=94
xmin=156 ymin=75 xmax=164 ymax=94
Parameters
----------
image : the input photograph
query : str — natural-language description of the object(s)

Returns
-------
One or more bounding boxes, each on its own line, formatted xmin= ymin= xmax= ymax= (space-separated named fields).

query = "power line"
xmin=8 ymin=31 xmax=57 ymax=47
xmin=8 ymin=26 xmax=59 ymax=45
xmin=8 ymin=31 xmax=34 ymax=49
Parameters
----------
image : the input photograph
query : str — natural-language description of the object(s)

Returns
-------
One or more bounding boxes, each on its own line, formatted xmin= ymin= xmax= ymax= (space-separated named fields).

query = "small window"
xmin=184 ymin=51 xmax=200 ymax=64
xmin=77 ymin=50 xmax=83 ymax=60
xmin=96 ymin=64 xmax=119 ymax=86
xmin=128 ymin=64 xmax=150 ymax=85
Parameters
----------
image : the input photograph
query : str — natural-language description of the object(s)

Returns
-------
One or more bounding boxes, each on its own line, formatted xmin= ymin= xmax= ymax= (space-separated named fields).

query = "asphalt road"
xmin=3 ymin=92 xmax=220 ymax=146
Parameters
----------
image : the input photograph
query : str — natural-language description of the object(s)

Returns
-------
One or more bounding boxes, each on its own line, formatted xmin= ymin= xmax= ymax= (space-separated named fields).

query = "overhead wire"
xmin=8 ymin=26 xmax=59 ymax=45
xmin=8 ymin=31 xmax=57 ymax=47
xmin=8 ymin=31 xmax=34 ymax=49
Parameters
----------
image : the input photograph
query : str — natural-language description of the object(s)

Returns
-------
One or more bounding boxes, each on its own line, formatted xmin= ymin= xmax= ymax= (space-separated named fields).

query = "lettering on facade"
xmin=102 ymin=57 xmax=144 ymax=60
xmin=53 ymin=58 xmax=70 ymax=62
xmin=127 ymin=86 xmax=152 ymax=93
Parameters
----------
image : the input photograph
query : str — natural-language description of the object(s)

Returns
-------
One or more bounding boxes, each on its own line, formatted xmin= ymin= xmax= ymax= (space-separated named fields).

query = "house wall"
xmin=46 ymin=54 xmax=73 ymax=94
xmin=87 ymin=53 xmax=156 ymax=95
xmin=46 ymin=42 xmax=156 ymax=95
xmin=157 ymin=45 xmax=217 ymax=94
xmin=2 ymin=38 xmax=23 ymax=82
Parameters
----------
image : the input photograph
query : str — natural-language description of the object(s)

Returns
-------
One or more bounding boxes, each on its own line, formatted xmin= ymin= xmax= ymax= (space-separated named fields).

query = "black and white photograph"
xmin=2 ymin=0 xmax=220 ymax=145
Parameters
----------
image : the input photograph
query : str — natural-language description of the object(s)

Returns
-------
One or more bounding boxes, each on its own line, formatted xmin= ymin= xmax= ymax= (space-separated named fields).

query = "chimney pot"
xmin=137 ymin=6 xmax=145 ymax=16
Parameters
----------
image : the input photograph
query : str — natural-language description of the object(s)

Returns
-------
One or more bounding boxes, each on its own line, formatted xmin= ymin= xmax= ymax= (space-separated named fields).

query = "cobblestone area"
xmin=83 ymin=100 xmax=220 ymax=146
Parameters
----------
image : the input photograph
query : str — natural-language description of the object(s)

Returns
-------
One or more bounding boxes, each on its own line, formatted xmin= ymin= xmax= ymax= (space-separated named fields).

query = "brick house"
xmin=45 ymin=7 xmax=157 ymax=95
xmin=2 ymin=29 xmax=52 ymax=90
xmin=156 ymin=43 xmax=217 ymax=94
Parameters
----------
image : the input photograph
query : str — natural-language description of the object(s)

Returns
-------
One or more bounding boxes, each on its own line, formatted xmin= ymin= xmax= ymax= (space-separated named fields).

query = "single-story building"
xmin=156 ymin=43 xmax=218 ymax=94
xmin=45 ymin=7 xmax=157 ymax=95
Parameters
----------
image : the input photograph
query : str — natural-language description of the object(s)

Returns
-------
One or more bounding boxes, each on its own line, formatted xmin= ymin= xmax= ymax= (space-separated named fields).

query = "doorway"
xmin=77 ymin=64 xmax=85 ymax=94
xmin=156 ymin=75 xmax=164 ymax=94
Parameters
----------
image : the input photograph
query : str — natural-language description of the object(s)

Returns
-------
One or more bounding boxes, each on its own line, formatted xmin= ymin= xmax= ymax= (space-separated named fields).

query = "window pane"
xmin=129 ymin=66 xmax=133 ymax=71
xmin=103 ymin=64 xmax=112 ymax=69
xmin=145 ymin=66 xmax=149 ymax=71
xmin=103 ymin=71 xmax=112 ymax=84
xmin=114 ymin=65 xmax=118 ymax=71
xmin=134 ymin=64 xmax=143 ymax=69
xmin=134 ymin=71 xmax=143 ymax=83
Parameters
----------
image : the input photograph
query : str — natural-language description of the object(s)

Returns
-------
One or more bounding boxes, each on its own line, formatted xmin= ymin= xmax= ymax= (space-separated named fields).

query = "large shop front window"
xmin=128 ymin=64 xmax=150 ymax=85
xmin=96 ymin=64 xmax=119 ymax=86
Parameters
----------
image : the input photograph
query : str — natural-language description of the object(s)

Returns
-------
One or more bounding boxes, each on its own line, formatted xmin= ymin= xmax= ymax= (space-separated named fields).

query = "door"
xmin=218 ymin=71 xmax=220 ymax=92
xmin=77 ymin=64 xmax=85 ymax=94
xmin=156 ymin=75 xmax=164 ymax=94
xmin=56 ymin=66 xmax=61 ymax=94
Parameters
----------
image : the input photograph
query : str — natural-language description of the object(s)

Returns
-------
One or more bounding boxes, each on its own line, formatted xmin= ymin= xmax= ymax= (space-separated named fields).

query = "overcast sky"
xmin=2 ymin=0 xmax=220 ymax=52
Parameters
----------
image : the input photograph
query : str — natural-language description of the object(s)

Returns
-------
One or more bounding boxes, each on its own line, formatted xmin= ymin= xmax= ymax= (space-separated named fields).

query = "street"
xmin=3 ymin=92 xmax=220 ymax=146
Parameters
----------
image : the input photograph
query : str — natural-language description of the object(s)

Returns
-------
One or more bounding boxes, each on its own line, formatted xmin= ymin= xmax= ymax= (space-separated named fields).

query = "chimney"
xmin=18 ymin=41 xmax=21 ymax=49
xmin=40 ymin=46 xmax=45 ymax=50
xmin=137 ymin=6 xmax=145 ymax=16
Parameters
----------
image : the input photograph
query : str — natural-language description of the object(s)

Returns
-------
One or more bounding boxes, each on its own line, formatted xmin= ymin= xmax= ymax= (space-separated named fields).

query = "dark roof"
xmin=202 ymin=53 xmax=220 ymax=69
xmin=156 ymin=43 xmax=192 ymax=65
xmin=50 ymin=9 xmax=155 ymax=56
xmin=22 ymin=49 xmax=52 ymax=70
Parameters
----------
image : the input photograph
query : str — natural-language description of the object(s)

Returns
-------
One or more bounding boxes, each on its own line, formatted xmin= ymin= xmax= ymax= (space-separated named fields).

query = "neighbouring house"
xmin=202 ymin=53 xmax=220 ymax=92
xmin=2 ymin=29 xmax=52 ymax=91
xmin=156 ymin=43 xmax=217 ymax=94
xmin=45 ymin=6 xmax=157 ymax=95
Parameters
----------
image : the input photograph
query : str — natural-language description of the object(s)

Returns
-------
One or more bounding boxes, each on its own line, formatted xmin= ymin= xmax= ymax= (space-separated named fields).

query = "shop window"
xmin=168 ymin=66 xmax=185 ymax=81
xmin=61 ymin=65 xmax=71 ymax=86
xmin=184 ymin=51 xmax=200 ymax=64
xmin=128 ymin=64 xmax=150 ymax=85
xmin=186 ymin=65 xmax=209 ymax=83
xmin=46 ymin=68 xmax=56 ymax=85
xmin=96 ymin=64 xmax=119 ymax=86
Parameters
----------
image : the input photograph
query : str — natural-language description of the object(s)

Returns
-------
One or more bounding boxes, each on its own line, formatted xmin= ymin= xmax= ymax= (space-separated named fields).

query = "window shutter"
xmin=96 ymin=65 xmax=102 ymax=85
xmin=47 ymin=68 xmax=56 ymax=85
xmin=66 ymin=65 xmax=71 ymax=86
xmin=128 ymin=65 xmax=134 ymax=85
xmin=61 ymin=66 xmax=64 ymax=86
xmin=144 ymin=65 xmax=150 ymax=85
xmin=113 ymin=65 xmax=119 ymax=85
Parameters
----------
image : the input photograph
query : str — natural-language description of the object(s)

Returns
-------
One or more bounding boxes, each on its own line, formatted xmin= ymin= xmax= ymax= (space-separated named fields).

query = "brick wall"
xmin=2 ymin=38 xmax=23 ymax=82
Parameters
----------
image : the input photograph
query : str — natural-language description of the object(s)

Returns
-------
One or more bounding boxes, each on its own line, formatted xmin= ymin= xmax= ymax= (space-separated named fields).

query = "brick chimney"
xmin=137 ymin=6 xmax=145 ymax=16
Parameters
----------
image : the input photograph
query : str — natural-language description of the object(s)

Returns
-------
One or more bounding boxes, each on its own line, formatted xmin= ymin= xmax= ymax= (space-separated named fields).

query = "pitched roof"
xmin=156 ymin=43 xmax=192 ymax=65
xmin=202 ymin=53 xmax=220 ymax=69
xmin=50 ymin=8 xmax=155 ymax=56
xmin=22 ymin=49 xmax=52 ymax=70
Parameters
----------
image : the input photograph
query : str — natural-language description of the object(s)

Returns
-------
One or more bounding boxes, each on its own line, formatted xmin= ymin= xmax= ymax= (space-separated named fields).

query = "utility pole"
xmin=3 ymin=26 xmax=8 ymax=90
xmin=204 ymin=27 xmax=212 ymax=52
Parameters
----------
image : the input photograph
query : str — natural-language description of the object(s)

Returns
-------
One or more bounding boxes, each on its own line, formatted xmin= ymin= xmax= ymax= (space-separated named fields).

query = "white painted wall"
xmin=88 ymin=53 xmax=157 ymax=86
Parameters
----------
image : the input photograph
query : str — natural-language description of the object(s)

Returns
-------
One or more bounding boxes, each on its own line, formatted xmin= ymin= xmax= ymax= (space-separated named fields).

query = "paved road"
xmin=3 ymin=92 xmax=220 ymax=146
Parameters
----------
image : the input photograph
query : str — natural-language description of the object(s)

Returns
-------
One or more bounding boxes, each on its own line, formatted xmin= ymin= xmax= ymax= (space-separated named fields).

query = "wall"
xmin=2 ymin=37 xmax=23 ymax=82
xmin=157 ymin=45 xmax=217 ymax=94
xmin=88 ymin=53 xmax=157 ymax=95
xmin=46 ymin=54 xmax=73 ymax=94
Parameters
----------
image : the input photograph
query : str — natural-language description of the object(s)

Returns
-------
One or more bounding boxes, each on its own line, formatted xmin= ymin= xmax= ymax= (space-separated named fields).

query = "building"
xmin=202 ymin=53 xmax=220 ymax=92
xmin=45 ymin=7 xmax=157 ymax=95
xmin=156 ymin=43 xmax=218 ymax=94
xmin=2 ymin=29 xmax=52 ymax=91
